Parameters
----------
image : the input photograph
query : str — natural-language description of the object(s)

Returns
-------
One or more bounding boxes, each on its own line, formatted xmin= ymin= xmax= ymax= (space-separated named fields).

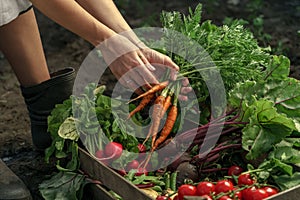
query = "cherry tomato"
xmin=196 ymin=181 xmax=215 ymax=196
xmin=173 ymin=195 xmax=179 ymax=200
xmin=233 ymin=189 xmax=242 ymax=200
xmin=238 ymin=173 xmax=255 ymax=186
xmin=242 ymin=187 xmax=268 ymax=200
xmin=262 ymin=186 xmax=278 ymax=197
xmin=219 ymin=195 xmax=233 ymax=200
xmin=242 ymin=187 xmax=254 ymax=200
xmin=215 ymin=180 xmax=234 ymax=194
xmin=178 ymin=184 xmax=197 ymax=200
xmin=228 ymin=165 xmax=244 ymax=176
xmin=156 ymin=195 xmax=171 ymax=200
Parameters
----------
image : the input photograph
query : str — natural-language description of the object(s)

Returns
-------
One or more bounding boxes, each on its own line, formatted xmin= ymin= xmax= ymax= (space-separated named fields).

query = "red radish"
xmin=135 ymin=167 xmax=148 ymax=176
xmin=117 ymin=169 xmax=127 ymax=176
xmin=94 ymin=149 xmax=111 ymax=165
xmin=228 ymin=165 xmax=243 ymax=176
xmin=138 ymin=143 xmax=147 ymax=152
xmin=95 ymin=149 xmax=106 ymax=159
xmin=156 ymin=196 xmax=171 ymax=200
xmin=126 ymin=160 xmax=140 ymax=171
xmin=104 ymin=142 xmax=123 ymax=160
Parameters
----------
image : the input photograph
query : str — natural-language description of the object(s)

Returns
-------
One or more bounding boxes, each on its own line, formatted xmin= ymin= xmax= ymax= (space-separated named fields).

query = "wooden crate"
xmin=79 ymin=147 xmax=154 ymax=200
xmin=80 ymin=147 xmax=300 ymax=200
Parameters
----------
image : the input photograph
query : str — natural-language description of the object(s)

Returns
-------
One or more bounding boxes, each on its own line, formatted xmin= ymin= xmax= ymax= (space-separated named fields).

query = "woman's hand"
xmin=140 ymin=47 xmax=193 ymax=101
xmin=98 ymin=34 xmax=192 ymax=100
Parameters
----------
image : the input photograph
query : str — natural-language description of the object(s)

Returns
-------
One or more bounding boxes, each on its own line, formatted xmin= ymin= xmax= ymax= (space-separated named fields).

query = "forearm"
xmin=75 ymin=0 xmax=141 ymax=44
xmin=30 ymin=0 xmax=116 ymax=46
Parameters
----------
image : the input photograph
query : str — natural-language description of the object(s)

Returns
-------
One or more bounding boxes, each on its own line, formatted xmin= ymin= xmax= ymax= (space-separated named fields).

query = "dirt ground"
xmin=0 ymin=0 xmax=299 ymax=199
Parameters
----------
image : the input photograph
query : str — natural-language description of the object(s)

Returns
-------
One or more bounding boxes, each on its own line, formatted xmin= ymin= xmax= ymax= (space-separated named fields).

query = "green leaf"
xmin=242 ymin=99 xmax=295 ymax=160
xmin=39 ymin=171 xmax=87 ymax=200
xmin=58 ymin=117 xmax=79 ymax=141
xmin=270 ymin=146 xmax=300 ymax=165
xmin=259 ymin=158 xmax=293 ymax=176
xmin=272 ymin=172 xmax=300 ymax=190
xmin=264 ymin=55 xmax=290 ymax=80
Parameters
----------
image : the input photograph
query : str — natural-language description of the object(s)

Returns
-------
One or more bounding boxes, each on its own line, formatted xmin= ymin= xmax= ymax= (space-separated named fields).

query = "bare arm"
xmin=75 ymin=0 xmax=142 ymax=45
xmin=29 ymin=0 xmax=116 ymax=46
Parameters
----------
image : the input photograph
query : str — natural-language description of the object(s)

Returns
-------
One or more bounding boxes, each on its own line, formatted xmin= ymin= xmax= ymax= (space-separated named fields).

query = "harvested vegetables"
xmin=39 ymin=4 xmax=300 ymax=200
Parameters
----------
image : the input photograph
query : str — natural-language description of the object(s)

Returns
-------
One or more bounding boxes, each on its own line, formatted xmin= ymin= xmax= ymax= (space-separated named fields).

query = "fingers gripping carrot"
xmin=127 ymin=93 xmax=155 ymax=119
xmin=128 ymin=81 xmax=169 ymax=103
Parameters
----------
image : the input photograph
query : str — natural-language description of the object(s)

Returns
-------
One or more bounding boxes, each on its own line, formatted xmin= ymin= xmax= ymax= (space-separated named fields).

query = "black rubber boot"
xmin=21 ymin=67 xmax=75 ymax=150
xmin=0 ymin=159 xmax=32 ymax=200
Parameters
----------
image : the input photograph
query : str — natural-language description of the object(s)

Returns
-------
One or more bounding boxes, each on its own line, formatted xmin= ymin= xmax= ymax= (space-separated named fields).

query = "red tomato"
xmin=242 ymin=187 xmax=268 ymax=200
xmin=238 ymin=173 xmax=255 ymax=186
xmin=172 ymin=195 xmax=179 ymax=200
xmin=242 ymin=187 xmax=254 ymax=200
xmin=228 ymin=165 xmax=244 ymax=176
xmin=262 ymin=186 xmax=278 ymax=197
xmin=156 ymin=195 xmax=171 ymax=200
xmin=233 ymin=189 xmax=242 ymax=200
xmin=218 ymin=195 xmax=233 ymax=200
xmin=196 ymin=181 xmax=215 ymax=196
xmin=178 ymin=184 xmax=197 ymax=200
xmin=215 ymin=180 xmax=234 ymax=194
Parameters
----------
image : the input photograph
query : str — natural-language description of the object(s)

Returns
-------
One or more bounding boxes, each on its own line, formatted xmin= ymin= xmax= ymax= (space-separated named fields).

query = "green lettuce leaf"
xmin=39 ymin=171 xmax=87 ymax=200
xmin=242 ymin=99 xmax=296 ymax=160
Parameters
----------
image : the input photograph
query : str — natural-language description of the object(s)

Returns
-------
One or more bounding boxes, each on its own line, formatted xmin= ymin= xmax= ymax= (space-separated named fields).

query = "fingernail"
xmin=147 ymin=64 xmax=156 ymax=71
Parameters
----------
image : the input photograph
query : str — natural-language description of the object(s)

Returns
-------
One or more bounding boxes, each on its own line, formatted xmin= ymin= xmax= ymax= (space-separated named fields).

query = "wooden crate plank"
xmin=79 ymin=147 xmax=154 ymax=200
xmin=84 ymin=184 xmax=116 ymax=200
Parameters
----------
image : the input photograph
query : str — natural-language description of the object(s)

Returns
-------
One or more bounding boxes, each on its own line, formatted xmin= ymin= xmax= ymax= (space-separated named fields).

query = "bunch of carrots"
xmin=127 ymin=80 xmax=181 ymax=154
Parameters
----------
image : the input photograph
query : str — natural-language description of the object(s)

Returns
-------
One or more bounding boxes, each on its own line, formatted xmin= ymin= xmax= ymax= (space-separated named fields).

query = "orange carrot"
xmin=160 ymin=95 xmax=172 ymax=118
xmin=152 ymin=82 xmax=180 ymax=150
xmin=152 ymin=104 xmax=178 ymax=150
xmin=127 ymin=93 xmax=155 ymax=120
xmin=128 ymin=81 xmax=169 ymax=103
xmin=141 ymin=100 xmax=177 ymax=169
xmin=142 ymin=95 xmax=165 ymax=146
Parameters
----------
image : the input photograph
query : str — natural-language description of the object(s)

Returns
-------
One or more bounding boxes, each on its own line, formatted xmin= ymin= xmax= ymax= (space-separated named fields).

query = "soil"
xmin=0 ymin=0 xmax=299 ymax=199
